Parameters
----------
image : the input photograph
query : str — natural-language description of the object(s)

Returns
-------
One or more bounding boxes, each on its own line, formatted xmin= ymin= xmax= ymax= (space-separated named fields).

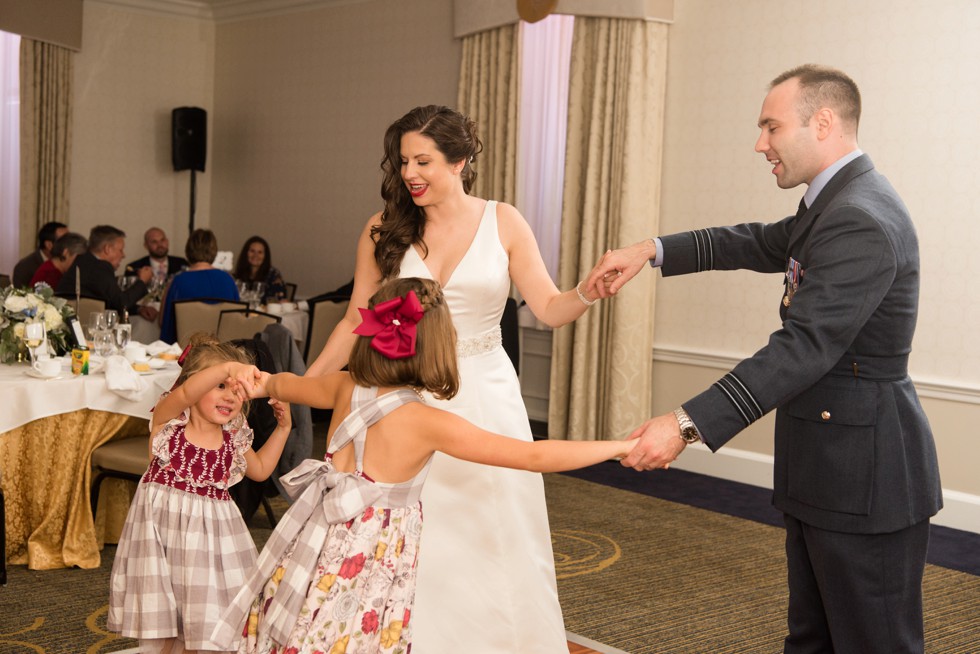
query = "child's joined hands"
xmin=226 ymin=363 xmax=262 ymax=391
xmin=247 ymin=371 xmax=272 ymax=399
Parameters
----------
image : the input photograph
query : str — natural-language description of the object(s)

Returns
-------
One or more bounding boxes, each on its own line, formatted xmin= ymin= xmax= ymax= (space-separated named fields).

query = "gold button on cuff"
xmin=821 ymin=410 xmax=831 ymax=421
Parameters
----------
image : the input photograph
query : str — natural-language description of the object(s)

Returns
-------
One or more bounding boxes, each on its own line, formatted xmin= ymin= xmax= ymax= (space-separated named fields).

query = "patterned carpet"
xmin=2 ymin=472 xmax=978 ymax=653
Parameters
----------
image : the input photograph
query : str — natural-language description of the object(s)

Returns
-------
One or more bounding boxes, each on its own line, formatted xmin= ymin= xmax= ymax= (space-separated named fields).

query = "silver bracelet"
xmin=576 ymin=281 xmax=597 ymax=306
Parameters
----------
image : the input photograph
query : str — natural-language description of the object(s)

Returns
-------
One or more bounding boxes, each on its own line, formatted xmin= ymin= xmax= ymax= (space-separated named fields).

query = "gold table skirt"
xmin=1 ymin=410 xmax=146 ymax=570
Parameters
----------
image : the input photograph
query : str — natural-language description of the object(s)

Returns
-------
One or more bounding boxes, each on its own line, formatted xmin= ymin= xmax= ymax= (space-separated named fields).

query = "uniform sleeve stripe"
xmin=725 ymin=372 xmax=763 ymax=418
xmin=713 ymin=380 xmax=752 ymax=426
xmin=690 ymin=229 xmax=714 ymax=271
xmin=713 ymin=372 xmax=764 ymax=426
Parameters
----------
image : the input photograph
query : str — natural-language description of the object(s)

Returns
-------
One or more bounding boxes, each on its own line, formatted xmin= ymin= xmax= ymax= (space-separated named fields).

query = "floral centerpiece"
xmin=0 ymin=283 xmax=77 ymax=363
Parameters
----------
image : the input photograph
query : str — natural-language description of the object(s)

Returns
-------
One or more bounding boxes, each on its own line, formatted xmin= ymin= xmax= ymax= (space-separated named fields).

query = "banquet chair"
xmin=90 ymin=435 xmax=150 ymax=521
xmin=55 ymin=294 xmax=107 ymax=328
xmin=304 ymin=297 xmax=349 ymax=367
xmin=0 ymin=273 xmax=10 ymax=289
xmin=216 ymin=308 xmax=281 ymax=343
xmin=174 ymin=298 xmax=248 ymax=346
xmin=284 ymin=282 xmax=297 ymax=302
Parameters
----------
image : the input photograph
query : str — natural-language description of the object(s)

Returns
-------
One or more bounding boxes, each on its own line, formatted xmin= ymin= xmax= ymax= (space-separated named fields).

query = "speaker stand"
xmin=188 ymin=169 xmax=197 ymax=234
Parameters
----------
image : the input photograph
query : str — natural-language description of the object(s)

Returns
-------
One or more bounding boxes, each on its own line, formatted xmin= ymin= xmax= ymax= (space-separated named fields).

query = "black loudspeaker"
xmin=172 ymin=107 xmax=207 ymax=172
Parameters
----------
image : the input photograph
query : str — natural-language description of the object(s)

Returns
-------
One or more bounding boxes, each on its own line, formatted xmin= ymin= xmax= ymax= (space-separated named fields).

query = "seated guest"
xmin=125 ymin=226 xmax=189 ymax=322
xmin=29 ymin=232 xmax=88 ymax=289
xmin=12 ymin=221 xmax=68 ymax=287
xmin=158 ymin=228 xmax=239 ymax=344
xmin=56 ymin=225 xmax=152 ymax=313
xmin=233 ymin=235 xmax=287 ymax=303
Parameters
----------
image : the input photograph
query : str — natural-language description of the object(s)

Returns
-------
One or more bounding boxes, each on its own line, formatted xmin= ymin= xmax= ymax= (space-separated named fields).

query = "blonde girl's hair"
xmin=349 ymin=277 xmax=459 ymax=400
xmin=175 ymin=332 xmax=254 ymax=416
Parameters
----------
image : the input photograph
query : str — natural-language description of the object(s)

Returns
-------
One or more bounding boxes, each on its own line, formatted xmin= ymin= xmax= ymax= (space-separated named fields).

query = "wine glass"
xmin=24 ymin=321 xmax=45 ymax=364
xmin=87 ymin=312 xmax=107 ymax=343
xmin=93 ymin=330 xmax=114 ymax=357
xmin=250 ymin=282 xmax=265 ymax=310
xmin=104 ymin=310 xmax=119 ymax=331
xmin=113 ymin=323 xmax=132 ymax=352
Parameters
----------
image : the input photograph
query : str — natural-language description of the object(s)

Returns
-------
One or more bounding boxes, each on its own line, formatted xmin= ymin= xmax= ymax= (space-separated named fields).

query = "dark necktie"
xmin=796 ymin=197 xmax=807 ymax=218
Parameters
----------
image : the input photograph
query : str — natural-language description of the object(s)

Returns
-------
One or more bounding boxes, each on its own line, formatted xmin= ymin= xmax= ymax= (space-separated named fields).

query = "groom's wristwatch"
xmin=673 ymin=407 xmax=701 ymax=444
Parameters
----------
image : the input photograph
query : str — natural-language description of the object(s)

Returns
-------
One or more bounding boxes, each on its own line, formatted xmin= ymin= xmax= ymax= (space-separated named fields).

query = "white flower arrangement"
xmin=0 ymin=283 xmax=76 ymax=363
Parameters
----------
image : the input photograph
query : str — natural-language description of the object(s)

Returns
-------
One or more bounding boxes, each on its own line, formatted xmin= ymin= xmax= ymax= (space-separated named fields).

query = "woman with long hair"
xmin=306 ymin=105 xmax=608 ymax=652
xmin=233 ymin=236 xmax=287 ymax=303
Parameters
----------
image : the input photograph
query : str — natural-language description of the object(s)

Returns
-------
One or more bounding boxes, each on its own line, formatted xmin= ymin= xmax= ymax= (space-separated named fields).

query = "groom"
xmin=587 ymin=64 xmax=941 ymax=653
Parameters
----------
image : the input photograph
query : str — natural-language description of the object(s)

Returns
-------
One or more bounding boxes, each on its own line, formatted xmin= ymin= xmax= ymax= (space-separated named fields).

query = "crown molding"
xmin=87 ymin=0 xmax=375 ymax=22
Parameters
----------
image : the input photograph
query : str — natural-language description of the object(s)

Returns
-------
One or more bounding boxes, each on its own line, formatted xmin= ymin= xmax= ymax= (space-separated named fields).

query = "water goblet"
xmin=87 ymin=312 xmax=107 ymax=343
xmin=113 ymin=323 xmax=132 ymax=352
xmin=93 ymin=330 xmax=114 ymax=357
xmin=104 ymin=310 xmax=119 ymax=331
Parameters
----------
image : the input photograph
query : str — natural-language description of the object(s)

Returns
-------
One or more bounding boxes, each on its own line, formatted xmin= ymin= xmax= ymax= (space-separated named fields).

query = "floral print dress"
xmin=213 ymin=386 xmax=428 ymax=654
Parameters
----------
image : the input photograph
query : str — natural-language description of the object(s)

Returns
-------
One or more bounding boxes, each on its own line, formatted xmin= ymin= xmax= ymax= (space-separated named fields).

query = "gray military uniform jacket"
xmin=660 ymin=154 xmax=942 ymax=534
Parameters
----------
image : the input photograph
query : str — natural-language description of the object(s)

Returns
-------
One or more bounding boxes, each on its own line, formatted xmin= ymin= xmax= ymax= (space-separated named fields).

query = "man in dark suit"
xmin=125 ymin=227 xmax=188 ymax=322
xmin=11 ymin=221 xmax=68 ymax=287
xmin=588 ymin=65 xmax=941 ymax=653
xmin=57 ymin=225 xmax=153 ymax=313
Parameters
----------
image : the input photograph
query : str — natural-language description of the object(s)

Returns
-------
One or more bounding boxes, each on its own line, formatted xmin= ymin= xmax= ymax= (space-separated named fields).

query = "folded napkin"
xmin=145 ymin=340 xmax=184 ymax=357
xmin=296 ymin=300 xmax=309 ymax=311
xmin=104 ymin=354 xmax=147 ymax=401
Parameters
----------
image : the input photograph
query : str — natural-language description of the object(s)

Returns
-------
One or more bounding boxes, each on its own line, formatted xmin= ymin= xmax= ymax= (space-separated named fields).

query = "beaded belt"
xmin=457 ymin=325 xmax=502 ymax=358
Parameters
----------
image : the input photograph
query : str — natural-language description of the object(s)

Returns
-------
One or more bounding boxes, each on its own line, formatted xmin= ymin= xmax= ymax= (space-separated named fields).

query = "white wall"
xmin=71 ymin=1 xmax=215 ymax=258
xmin=209 ymin=0 xmax=460 ymax=298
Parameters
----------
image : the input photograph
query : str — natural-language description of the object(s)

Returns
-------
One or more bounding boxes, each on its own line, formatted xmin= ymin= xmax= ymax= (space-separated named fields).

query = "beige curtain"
xmin=550 ymin=17 xmax=669 ymax=441
xmin=456 ymin=24 xmax=519 ymax=205
xmin=19 ymin=38 xmax=73 ymax=255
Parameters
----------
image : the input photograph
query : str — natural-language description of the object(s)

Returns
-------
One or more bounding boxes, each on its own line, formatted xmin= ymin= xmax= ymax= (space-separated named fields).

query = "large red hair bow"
xmin=353 ymin=290 xmax=424 ymax=359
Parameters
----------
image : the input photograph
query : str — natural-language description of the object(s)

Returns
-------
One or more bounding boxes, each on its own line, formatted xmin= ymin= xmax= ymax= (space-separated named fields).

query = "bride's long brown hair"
xmin=372 ymin=105 xmax=483 ymax=280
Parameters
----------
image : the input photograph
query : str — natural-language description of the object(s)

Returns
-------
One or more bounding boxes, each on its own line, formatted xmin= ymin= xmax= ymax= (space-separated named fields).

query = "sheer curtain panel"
xmin=0 ymin=31 xmax=19 ymax=275
xmin=515 ymin=14 xmax=574 ymax=283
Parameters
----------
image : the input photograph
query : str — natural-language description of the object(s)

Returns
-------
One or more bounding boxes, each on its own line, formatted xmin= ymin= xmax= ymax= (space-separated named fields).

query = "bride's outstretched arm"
xmin=500 ymin=202 xmax=603 ymax=328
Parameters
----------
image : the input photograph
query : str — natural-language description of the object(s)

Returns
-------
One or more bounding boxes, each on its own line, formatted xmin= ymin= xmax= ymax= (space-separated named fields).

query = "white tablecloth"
xmin=0 ymin=356 xmax=180 ymax=434
xmin=272 ymin=307 xmax=309 ymax=346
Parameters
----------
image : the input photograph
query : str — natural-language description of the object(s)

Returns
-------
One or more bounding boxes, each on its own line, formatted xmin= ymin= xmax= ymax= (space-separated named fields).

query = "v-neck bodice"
xmin=400 ymin=200 xmax=510 ymax=339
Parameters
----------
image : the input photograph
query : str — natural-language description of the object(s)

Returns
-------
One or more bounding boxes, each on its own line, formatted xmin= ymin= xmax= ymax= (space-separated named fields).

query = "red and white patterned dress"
xmin=212 ymin=385 xmax=427 ymax=654
xmin=108 ymin=404 xmax=256 ymax=653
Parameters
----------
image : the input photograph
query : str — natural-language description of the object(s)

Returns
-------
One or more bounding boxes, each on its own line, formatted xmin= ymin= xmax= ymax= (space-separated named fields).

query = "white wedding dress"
xmin=399 ymin=200 xmax=567 ymax=653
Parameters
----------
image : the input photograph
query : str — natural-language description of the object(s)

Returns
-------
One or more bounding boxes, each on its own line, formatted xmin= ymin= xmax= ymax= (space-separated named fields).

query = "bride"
xmin=307 ymin=105 xmax=604 ymax=653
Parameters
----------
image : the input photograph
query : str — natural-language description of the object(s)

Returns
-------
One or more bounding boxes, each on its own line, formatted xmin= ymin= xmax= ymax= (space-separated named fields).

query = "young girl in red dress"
xmin=108 ymin=333 xmax=292 ymax=654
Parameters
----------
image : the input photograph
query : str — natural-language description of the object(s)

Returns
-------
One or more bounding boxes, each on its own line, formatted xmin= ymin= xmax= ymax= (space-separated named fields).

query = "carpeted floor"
xmin=2 ymin=469 xmax=978 ymax=653
xmin=546 ymin=472 xmax=980 ymax=654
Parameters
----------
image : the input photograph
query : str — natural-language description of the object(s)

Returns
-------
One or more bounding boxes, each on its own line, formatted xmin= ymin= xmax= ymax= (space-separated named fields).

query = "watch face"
xmin=681 ymin=428 xmax=699 ymax=443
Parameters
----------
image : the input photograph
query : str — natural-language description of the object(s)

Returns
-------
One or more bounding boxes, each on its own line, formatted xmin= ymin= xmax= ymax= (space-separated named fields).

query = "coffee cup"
xmin=33 ymin=358 xmax=62 ymax=378
xmin=124 ymin=344 xmax=147 ymax=362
